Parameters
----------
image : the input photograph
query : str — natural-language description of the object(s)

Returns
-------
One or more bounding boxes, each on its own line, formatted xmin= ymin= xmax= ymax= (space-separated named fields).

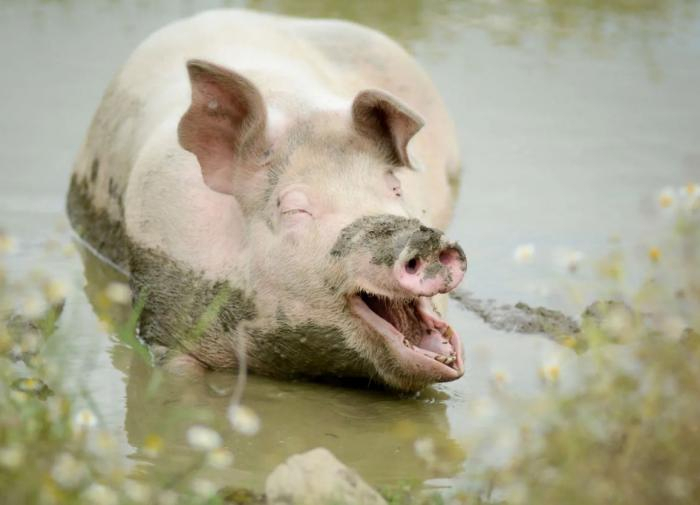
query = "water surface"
xmin=1 ymin=0 xmax=698 ymax=493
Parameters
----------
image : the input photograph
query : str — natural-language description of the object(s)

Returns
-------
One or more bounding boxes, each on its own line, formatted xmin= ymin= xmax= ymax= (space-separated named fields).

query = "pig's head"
xmin=177 ymin=60 xmax=466 ymax=392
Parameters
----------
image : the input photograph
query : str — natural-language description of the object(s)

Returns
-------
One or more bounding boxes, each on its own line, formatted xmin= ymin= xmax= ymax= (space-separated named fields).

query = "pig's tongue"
xmin=419 ymin=329 xmax=453 ymax=356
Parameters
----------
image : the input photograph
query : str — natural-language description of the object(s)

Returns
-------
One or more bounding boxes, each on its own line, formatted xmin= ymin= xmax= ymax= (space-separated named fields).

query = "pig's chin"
xmin=348 ymin=293 xmax=464 ymax=385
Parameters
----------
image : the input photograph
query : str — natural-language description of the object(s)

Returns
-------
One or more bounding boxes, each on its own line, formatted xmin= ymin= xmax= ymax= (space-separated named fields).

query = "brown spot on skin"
xmin=331 ymin=215 xmax=421 ymax=266
xmin=129 ymin=245 xmax=257 ymax=368
xmin=90 ymin=158 xmax=99 ymax=184
xmin=248 ymin=322 xmax=371 ymax=380
xmin=330 ymin=215 xmax=451 ymax=269
xmin=66 ymin=174 xmax=130 ymax=271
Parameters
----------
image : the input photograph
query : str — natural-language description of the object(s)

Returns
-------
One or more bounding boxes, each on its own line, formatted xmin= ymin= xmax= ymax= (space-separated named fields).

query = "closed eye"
xmin=282 ymin=209 xmax=312 ymax=216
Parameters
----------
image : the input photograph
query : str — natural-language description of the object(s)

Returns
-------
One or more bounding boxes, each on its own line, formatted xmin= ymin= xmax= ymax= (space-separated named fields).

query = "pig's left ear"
xmin=178 ymin=59 xmax=267 ymax=194
xmin=352 ymin=89 xmax=425 ymax=171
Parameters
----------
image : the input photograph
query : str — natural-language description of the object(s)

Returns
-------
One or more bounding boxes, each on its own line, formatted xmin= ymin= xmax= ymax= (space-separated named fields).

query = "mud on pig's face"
xmin=178 ymin=59 xmax=467 ymax=391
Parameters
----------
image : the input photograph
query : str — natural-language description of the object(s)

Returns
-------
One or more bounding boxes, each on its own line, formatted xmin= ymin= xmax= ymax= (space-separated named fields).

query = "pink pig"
xmin=68 ymin=9 xmax=466 ymax=392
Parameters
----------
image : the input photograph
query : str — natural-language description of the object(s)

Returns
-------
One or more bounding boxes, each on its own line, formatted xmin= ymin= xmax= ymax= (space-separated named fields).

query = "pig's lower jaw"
xmin=348 ymin=293 xmax=464 ymax=385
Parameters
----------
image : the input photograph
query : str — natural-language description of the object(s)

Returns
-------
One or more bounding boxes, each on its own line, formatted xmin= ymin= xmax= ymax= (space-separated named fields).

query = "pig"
xmin=67 ymin=9 xmax=466 ymax=392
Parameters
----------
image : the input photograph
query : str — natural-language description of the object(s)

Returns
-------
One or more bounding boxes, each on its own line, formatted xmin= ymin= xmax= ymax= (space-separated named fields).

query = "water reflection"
xmin=249 ymin=0 xmax=699 ymax=51
xmin=78 ymin=245 xmax=465 ymax=490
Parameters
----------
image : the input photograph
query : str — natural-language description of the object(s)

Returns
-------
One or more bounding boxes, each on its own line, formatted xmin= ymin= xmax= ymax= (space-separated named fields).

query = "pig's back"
xmin=69 ymin=9 xmax=459 ymax=266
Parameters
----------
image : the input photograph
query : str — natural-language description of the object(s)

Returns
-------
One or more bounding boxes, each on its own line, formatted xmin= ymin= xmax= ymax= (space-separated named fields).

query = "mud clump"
xmin=450 ymin=289 xmax=585 ymax=350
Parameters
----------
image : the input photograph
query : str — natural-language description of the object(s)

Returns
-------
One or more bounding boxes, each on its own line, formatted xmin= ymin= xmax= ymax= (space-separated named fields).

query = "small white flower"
xmin=20 ymin=331 xmax=40 ymax=355
xmin=470 ymin=396 xmax=497 ymax=418
xmin=228 ymin=404 xmax=260 ymax=436
xmin=666 ymin=475 xmax=690 ymax=499
xmin=91 ymin=430 xmax=118 ymax=456
xmin=490 ymin=365 xmax=511 ymax=387
xmin=657 ymin=186 xmax=677 ymax=212
xmin=82 ymin=483 xmax=119 ymax=505
xmin=51 ymin=452 xmax=88 ymax=489
xmin=601 ymin=308 xmax=633 ymax=337
xmin=124 ymin=480 xmax=151 ymax=503
xmin=73 ymin=408 xmax=98 ymax=431
xmin=20 ymin=293 xmax=48 ymax=319
xmin=206 ymin=448 xmax=234 ymax=469
xmin=680 ymin=182 xmax=700 ymax=212
xmin=44 ymin=279 xmax=70 ymax=304
xmin=553 ymin=248 xmax=585 ymax=273
xmin=191 ymin=478 xmax=218 ymax=498
xmin=0 ymin=233 xmax=17 ymax=254
xmin=105 ymin=282 xmax=131 ymax=304
xmin=660 ymin=316 xmax=687 ymax=341
xmin=414 ymin=437 xmax=436 ymax=466
xmin=513 ymin=243 xmax=535 ymax=264
xmin=0 ymin=446 xmax=24 ymax=469
xmin=186 ymin=425 xmax=222 ymax=451
xmin=157 ymin=490 xmax=179 ymax=505
xmin=539 ymin=355 xmax=562 ymax=383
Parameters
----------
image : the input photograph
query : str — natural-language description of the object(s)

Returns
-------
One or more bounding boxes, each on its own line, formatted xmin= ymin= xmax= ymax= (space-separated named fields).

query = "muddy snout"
xmin=331 ymin=215 xmax=467 ymax=297
xmin=394 ymin=227 xmax=466 ymax=296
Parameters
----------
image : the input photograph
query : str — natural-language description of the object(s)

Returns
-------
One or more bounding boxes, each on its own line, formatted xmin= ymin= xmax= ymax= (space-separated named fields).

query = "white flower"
xmin=470 ymin=396 xmax=497 ymax=419
xmin=191 ymin=478 xmax=218 ymax=498
xmin=20 ymin=293 xmax=48 ymax=319
xmin=601 ymin=307 xmax=633 ymax=338
xmin=73 ymin=408 xmax=98 ymax=431
xmin=105 ymin=282 xmax=131 ymax=304
xmin=228 ymin=404 xmax=260 ymax=436
xmin=206 ymin=448 xmax=234 ymax=469
xmin=414 ymin=437 xmax=436 ymax=466
xmin=157 ymin=490 xmax=179 ymax=505
xmin=142 ymin=434 xmax=164 ymax=458
xmin=51 ymin=452 xmax=88 ymax=489
xmin=0 ymin=233 xmax=17 ymax=254
xmin=186 ymin=425 xmax=222 ymax=451
xmin=657 ymin=186 xmax=677 ymax=212
xmin=20 ymin=331 xmax=40 ymax=355
xmin=490 ymin=365 xmax=511 ymax=387
xmin=513 ymin=243 xmax=535 ymax=264
xmin=553 ymin=248 xmax=585 ymax=273
xmin=680 ymin=182 xmax=700 ymax=212
xmin=124 ymin=480 xmax=151 ymax=503
xmin=539 ymin=355 xmax=562 ymax=383
xmin=0 ymin=446 xmax=24 ymax=469
xmin=91 ymin=430 xmax=118 ymax=456
xmin=82 ymin=483 xmax=119 ymax=505
xmin=660 ymin=316 xmax=687 ymax=341
xmin=44 ymin=279 xmax=70 ymax=304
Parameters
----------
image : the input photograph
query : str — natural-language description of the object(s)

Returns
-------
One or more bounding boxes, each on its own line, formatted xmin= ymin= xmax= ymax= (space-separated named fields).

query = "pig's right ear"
xmin=178 ymin=60 xmax=266 ymax=194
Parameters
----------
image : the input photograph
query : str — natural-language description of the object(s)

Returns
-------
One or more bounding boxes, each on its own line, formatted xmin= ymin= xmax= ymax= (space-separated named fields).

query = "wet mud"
xmin=449 ymin=289 xmax=584 ymax=347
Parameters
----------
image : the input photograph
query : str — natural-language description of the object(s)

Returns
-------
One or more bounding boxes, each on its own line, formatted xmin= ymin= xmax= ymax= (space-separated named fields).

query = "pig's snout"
xmin=393 ymin=229 xmax=467 ymax=297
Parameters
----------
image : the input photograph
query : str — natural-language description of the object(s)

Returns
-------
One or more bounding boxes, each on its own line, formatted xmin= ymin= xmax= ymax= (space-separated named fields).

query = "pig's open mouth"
xmin=349 ymin=293 xmax=464 ymax=382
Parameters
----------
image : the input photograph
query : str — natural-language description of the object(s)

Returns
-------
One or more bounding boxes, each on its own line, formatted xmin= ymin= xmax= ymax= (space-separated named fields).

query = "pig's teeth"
xmin=434 ymin=354 xmax=457 ymax=366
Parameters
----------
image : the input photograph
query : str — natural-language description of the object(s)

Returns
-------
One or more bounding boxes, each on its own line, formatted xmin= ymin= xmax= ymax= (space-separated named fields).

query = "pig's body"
xmin=68 ymin=9 xmax=465 ymax=392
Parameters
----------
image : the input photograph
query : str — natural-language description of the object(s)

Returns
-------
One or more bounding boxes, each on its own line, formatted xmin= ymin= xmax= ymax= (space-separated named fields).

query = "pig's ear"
xmin=178 ymin=59 xmax=266 ymax=194
xmin=352 ymin=89 xmax=425 ymax=170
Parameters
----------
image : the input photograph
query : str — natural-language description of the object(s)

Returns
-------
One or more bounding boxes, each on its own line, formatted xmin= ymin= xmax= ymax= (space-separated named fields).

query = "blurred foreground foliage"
xmin=1 ymin=189 xmax=699 ymax=504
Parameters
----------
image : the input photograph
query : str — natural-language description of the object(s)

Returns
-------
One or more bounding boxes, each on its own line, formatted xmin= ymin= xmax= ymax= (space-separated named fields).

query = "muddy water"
xmin=1 ymin=0 xmax=699 ymax=493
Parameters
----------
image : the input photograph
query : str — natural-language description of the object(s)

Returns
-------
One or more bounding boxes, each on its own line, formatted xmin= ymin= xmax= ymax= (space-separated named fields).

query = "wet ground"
xmin=1 ymin=0 xmax=699 ymax=493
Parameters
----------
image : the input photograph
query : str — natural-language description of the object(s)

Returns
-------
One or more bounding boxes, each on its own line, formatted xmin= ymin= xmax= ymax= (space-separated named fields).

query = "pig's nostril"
xmin=439 ymin=248 xmax=462 ymax=267
xmin=405 ymin=257 xmax=420 ymax=275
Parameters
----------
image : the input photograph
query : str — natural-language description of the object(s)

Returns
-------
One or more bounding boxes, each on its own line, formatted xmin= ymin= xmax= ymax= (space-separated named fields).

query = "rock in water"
xmin=265 ymin=447 xmax=387 ymax=505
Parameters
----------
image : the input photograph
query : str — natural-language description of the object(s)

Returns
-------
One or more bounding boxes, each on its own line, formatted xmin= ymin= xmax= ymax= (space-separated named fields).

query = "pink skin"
xmin=394 ymin=246 xmax=466 ymax=297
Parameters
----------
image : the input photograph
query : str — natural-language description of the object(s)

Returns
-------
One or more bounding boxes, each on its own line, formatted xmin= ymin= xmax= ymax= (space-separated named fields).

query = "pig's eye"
xmin=278 ymin=189 xmax=313 ymax=226
xmin=384 ymin=171 xmax=402 ymax=198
